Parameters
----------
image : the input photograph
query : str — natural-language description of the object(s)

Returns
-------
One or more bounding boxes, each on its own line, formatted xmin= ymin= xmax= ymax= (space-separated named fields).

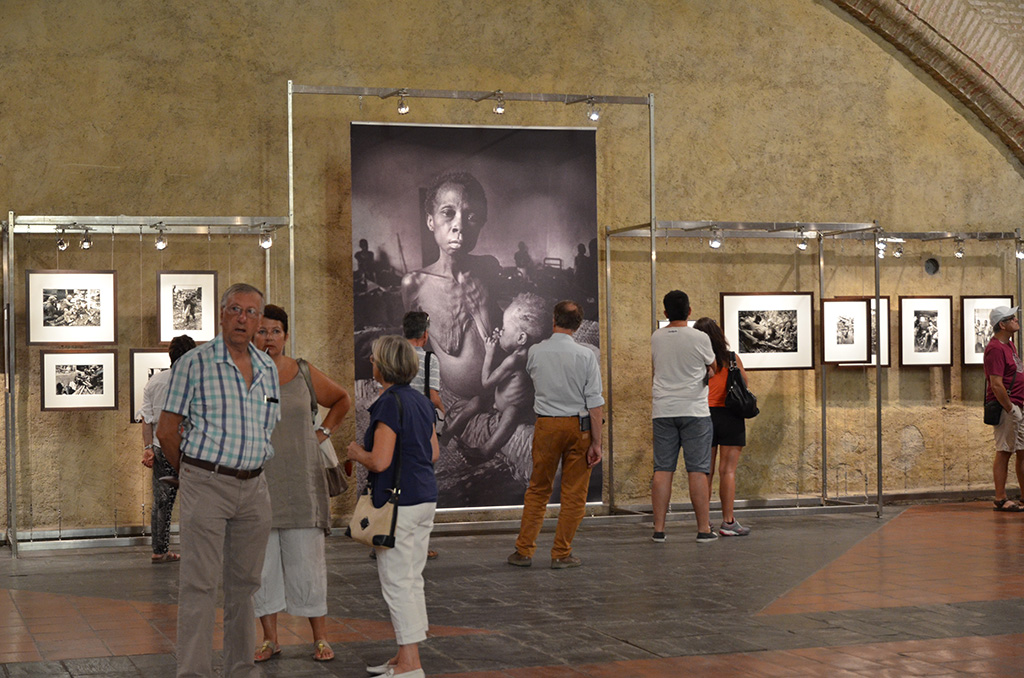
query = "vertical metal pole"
xmin=648 ymin=93 xmax=657 ymax=332
xmin=818 ymin=233 xmax=828 ymax=504
xmin=287 ymin=81 xmax=297 ymax=357
xmin=874 ymin=226 xmax=883 ymax=517
xmin=5 ymin=212 xmax=18 ymax=556
xmin=604 ymin=230 xmax=615 ymax=512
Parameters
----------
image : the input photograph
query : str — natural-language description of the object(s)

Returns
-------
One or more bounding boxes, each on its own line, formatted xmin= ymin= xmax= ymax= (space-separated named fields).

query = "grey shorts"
xmin=652 ymin=416 xmax=713 ymax=473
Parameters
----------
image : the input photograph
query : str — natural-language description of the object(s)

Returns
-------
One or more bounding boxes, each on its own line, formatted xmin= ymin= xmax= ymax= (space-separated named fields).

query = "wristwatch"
xmin=316 ymin=425 xmax=332 ymax=438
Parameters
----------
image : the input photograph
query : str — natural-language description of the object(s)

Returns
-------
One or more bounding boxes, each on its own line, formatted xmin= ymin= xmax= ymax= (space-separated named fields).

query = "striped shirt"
xmin=162 ymin=334 xmax=281 ymax=470
xmin=410 ymin=346 xmax=441 ymax=397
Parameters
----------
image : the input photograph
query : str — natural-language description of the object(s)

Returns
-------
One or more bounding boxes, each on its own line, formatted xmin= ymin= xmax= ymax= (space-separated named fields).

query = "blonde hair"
xmin=372 ymin=334 xmax=419 ymax=385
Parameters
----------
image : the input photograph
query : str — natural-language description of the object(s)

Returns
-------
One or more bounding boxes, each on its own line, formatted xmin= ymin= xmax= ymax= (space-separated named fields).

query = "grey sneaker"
xmin=719 ymin=520 xmax=751 ymax=537
xmin=551 ymin=555 xmax=582 ymax=569
xmin=695 ymin=531 xmax=719 ymax=543
xmin=507 ymin=551 xmax=532 ymax=567
xmin=651 ymin=531 xmax=666 ymax=543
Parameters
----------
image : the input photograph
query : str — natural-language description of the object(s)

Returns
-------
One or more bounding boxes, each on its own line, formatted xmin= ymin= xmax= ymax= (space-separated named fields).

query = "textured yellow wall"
xmin=2 ymin=0 xmax=1023 ymax=532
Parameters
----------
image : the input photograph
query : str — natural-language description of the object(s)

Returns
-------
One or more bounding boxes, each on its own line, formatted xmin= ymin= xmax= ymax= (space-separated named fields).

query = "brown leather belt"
xmin=182 ymin=456 xmax=263 ymax=479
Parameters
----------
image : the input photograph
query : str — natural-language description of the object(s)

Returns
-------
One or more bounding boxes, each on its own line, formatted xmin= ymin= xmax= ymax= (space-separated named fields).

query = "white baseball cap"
xmin=990 ymin=305 xmax=1020 ymax=326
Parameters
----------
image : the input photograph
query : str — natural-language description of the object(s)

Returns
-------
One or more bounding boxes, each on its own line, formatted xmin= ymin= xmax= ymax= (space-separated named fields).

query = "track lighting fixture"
xmin=954 ymin=238 xmax=964 ymax=259
xmin=587 ymin=98 xmax=600 ymax=122
xmin=1017 ymin=242 xmax=1024 ymax=260
xmin=259 ymin=232 xmax=273 ymax=250
xmin=708 ymin=228 xmax=722 ymax=250
xmin=155 ymin=232 xmax=168 ymax=251
xmin=875 ymin=239 xmax=886 ymax=252
xmin=493 ymin=92 xmax=505 ymax=115
xmin=893 ymin=245 xmax=903 ymax=258
xmin=796 ymin=228 xmax=808 ymax=251
xmin=79 ymin=231 xmax=92 ymax=250
xmin=397 ymin=93 xmax=410 ymax=115
xmin=56 ymin=232 xmax=68 ymax=251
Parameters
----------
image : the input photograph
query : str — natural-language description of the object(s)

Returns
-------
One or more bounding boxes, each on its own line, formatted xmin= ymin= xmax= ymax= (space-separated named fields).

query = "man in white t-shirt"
xmin=650 ymin=290 xmax=717 ymax=544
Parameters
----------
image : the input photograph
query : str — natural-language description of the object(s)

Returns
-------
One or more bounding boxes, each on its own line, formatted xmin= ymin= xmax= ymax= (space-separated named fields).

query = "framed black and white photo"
xmin=899 ymin=296 xmax=952 ymax=367
xmin=821 ymin=298 xmax=871 ymax=364
xmin=721 ymin=292 xmax=814 ymax=370
xmin=129 ymin=349 xmax=171 ymax=423
xmin=27 ymin=270 xmax=117 ymax=344
xmin=962 ymin=295 xmax=1013 ymax=366
xmin=158 ymin=271 xmax=218 ymax=343
xmin=837 ymin=296 xmax=891 ymax=368
xmin=41 ymin=350 xmax=117 ymax=411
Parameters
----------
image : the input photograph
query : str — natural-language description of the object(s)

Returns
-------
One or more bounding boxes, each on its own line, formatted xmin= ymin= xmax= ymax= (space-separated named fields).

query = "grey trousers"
xmin=175 ymin=463 xmax=272 ymax=678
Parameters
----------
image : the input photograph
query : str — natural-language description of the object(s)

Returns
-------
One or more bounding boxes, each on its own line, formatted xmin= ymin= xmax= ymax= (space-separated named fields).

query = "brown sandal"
xmin=993 ymin=498 xmax=1024 ymax=512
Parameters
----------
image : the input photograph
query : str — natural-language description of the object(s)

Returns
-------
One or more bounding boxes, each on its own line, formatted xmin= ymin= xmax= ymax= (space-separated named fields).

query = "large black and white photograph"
xmin=27 ymin=271 xmax=117 ymax=344
xmin=129 ymin=349 xmax=171 ymax=423
xmin=158 ymin=271 xmax=217 ymax=343
xmin=41 ymin=350 xmax=117 ymax=411
xmin=351 ymin=123 xmax=600 ymax=509
xmin=721 ymin=293 xmax=814 ymax=370
xmin=821 ymin=298 xmax=870 ymax=364
xmin=899 ymin=296 xmax=952 ymax=367
xmin=837 ymin=296 xmax=890 ymax=368
xmin=962 ymin=296 xmax=1013 ymax=365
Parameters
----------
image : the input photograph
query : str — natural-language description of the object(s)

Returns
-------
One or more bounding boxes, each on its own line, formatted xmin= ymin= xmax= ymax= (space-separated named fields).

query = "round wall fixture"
xmin=924 ymin=258 xmax=940 ymax=275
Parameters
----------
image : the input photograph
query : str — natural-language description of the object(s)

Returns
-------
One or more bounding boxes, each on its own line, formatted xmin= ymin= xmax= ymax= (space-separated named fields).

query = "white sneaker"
xmin=366 ymin=660 xmax=394 ymax=675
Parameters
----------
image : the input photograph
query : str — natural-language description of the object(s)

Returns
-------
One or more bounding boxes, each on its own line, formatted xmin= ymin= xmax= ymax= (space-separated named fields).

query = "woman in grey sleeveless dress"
xmin=252 ymin=305 xmax=352 ymax=663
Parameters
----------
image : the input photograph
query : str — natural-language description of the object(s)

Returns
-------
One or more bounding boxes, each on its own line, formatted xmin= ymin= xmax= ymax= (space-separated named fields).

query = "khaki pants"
xmin=515 ymin=417 xmax=593 ymax=560
xmin=175 ymin=464 xmax=272 ymax=678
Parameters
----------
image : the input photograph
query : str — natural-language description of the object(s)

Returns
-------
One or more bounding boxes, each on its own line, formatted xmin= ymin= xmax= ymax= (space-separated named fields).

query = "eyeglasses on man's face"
xmin=225 ymin=304 xmax=260 ymax=318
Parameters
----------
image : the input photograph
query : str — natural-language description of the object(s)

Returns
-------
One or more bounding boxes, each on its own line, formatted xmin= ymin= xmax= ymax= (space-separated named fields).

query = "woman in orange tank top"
xmin=693 ymin=318 xmax=751 ymax=537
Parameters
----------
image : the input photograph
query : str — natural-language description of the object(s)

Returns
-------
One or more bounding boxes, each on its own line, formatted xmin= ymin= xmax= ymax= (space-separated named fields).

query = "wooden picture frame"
xmin=41 ymin=350 xmax=117 ymax=411
xmin=157 ymin=270 xmax=218 ymax=343
xmin=898 ymin=296 xmax=953 ymax=367
xmin=720 ymin=292 xmax=814 ymax=370
xmin=27 ymin=270 xmax=117 ymax=344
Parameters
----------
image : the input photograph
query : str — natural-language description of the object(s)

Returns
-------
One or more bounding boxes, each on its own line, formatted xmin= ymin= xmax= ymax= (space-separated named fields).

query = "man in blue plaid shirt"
xmin=157 ymin=282 xmax=281 ymax=678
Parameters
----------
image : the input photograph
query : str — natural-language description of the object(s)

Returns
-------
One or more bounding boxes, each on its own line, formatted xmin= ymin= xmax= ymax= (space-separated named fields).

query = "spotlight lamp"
xmin=875 ymin=239 xmax=887 ymax=251
xmin=796 ymin=228 xmax=808 ymax=251
xmin=493 ymin=92 xmax=505 ymax=115
xmin=56 ymin=231 xmax=69 ymax=251
xmin=79 ymin=230 xmax=92 ymax=250
xmin=155 ymin=231 xmax=168 ymax=251
xmin=259 ymin=232 xmax=273 ymax=250
xmin=893 ymin=244 xmax=904 ymax=258
xmin=587 ymin=98 xmax=600 ymax=122
xmin=708 ymin=227 xmax=722 ymax=250
xmin=397 ymin=92 xmax=410 ymax=115
xmin=1016 ymin=241 xmax=1024 ymax=260
xmin=954 ymin=238 xmax=965 ymax=259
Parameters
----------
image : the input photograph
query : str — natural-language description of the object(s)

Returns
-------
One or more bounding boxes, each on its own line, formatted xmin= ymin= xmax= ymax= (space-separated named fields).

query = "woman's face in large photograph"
xmin=427 ymin=182 xmax=486 ymax=257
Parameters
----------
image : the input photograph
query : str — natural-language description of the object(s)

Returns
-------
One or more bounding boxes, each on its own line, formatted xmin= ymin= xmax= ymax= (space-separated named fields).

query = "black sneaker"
xmin=651 ymin=531 xmax=666 ymax=543
xmin=695 ymin=531 xmax=719 ymax=544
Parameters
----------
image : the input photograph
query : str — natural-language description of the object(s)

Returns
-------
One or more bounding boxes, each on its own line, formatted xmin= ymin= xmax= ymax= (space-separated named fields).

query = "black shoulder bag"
xmin=985 ymin=368 xmax=1016 ymax=426
xmin=346 ymin=392 xmax=404 ymax=549
xmin=725 ymin=352 xmax=760 ymax=419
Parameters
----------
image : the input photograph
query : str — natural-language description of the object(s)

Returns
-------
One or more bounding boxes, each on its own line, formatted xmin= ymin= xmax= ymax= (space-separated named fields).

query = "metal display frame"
xmin=606 ymin=221 xmax=1021 ymax=518
xmin=286 ymin=81 xmax=654 ymax=510
xmin=3 ymin=213 xmax=288 ymax=555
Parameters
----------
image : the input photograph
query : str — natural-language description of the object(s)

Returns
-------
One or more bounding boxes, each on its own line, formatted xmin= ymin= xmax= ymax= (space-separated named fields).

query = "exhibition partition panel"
xmin=3 ymin=214 xmax=288 ymax=555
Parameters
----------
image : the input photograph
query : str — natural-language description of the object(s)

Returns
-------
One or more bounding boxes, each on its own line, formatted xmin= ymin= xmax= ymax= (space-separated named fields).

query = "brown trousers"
xmin=515 ymin=416 xmax=593 ymax=560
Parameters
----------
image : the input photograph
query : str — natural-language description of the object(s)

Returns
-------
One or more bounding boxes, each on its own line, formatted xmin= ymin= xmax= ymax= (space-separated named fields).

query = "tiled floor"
xmin=2 ymin=502 xmax=1024 ymax=676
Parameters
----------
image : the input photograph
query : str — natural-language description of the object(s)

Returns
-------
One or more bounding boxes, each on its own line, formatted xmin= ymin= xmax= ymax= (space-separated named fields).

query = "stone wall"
xmin=2 ymin=0 xmax=1024 ymax=533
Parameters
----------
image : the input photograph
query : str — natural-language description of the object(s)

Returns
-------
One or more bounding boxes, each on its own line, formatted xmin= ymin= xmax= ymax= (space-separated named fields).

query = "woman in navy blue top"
xmin=348 ymin=335 xmax=439 ymax=678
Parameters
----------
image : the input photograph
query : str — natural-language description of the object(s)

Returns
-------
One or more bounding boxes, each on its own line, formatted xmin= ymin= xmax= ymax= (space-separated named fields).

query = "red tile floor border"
xmin=761 ymin=501 xmax=1024 ymax=615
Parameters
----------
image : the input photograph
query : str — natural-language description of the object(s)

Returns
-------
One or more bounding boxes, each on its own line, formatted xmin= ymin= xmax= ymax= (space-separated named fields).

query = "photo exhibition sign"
xmin=350 ymin=122 xmax=600 ymax=509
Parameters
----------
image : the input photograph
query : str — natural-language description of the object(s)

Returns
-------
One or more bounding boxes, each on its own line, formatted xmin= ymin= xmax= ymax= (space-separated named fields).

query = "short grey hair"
xmin=220 ymin=283 xmax=265 ymax=312
xmin=372 ymin=334 xmax=419 ymax=385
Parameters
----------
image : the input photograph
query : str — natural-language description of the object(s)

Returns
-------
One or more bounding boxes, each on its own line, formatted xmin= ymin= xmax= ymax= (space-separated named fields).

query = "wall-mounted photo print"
xmin=720 ymin=292 xmax=814 ymax=370
xmin=129 ymin=349 xmax=171 ymax=423
xmin=41 ymin=350 xmax=117 ymax=411
xmin=821 ymin=298 xmax=871 ymax=364
xmin=836 ymin=296 xmax=890 ymax=368
xmin=899 ymin=296 xmax=952 ymax=367
xmin=27 ymin=270 xmax=117 ymax=344
xmin=962 ymin=295 xmax=1013 ymax=366
xmin=158 ymin=271 xmax=218 ymax=343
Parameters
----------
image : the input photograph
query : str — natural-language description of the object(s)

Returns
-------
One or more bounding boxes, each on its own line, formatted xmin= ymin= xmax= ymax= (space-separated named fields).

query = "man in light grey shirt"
xmin=650 ymin=290 xmax=717 ymax=544
xmin=508 ymin=300 xmax=603 ymax=569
